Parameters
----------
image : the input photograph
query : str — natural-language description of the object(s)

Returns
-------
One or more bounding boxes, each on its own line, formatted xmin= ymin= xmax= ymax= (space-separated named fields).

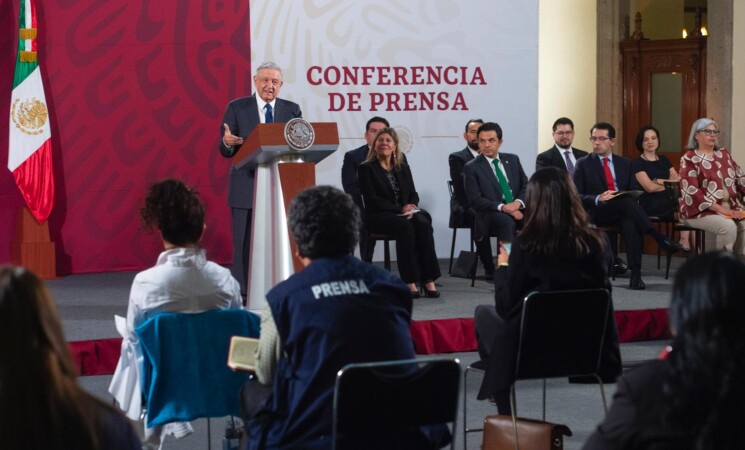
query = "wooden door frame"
xmin=620 ymin=37 xmax=707 ymax=166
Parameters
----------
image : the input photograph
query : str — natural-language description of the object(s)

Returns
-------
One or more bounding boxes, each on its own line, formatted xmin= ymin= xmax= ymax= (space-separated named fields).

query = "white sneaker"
xmin=166 ymin=421 xmax=194 ymax=439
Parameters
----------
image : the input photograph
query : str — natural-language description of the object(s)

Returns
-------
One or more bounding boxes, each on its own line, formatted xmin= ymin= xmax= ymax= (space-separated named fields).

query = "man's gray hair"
xmin=255 ymin=61 xmax=283 ymax=79
xmin=686 ymin=117 xmax=718 ymax=149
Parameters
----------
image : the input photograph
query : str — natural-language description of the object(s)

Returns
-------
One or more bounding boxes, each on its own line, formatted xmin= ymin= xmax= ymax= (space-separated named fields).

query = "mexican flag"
xmin=8 ymin=0 xmax=54 ymax=224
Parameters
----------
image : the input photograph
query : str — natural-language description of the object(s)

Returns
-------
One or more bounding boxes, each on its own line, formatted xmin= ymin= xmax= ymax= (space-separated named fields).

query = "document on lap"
xmin=608 ymin=190 xmax=644 ymax=200
xmin=397 ymin=209 xmax=421 ymax=216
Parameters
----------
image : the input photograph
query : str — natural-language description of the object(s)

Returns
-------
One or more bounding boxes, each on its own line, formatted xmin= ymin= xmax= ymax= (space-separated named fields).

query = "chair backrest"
xmin=332 ymin=357 xmax=460 ymax=450
xmin=136 ymin=308 xmax=261 ymax=427
xmin=514 ymin=289 xmax=610 ymax=380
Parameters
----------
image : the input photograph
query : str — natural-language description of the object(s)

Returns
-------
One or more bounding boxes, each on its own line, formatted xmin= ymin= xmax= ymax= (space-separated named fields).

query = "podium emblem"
xmin=284 ymin=118 xmax=315 ymax=151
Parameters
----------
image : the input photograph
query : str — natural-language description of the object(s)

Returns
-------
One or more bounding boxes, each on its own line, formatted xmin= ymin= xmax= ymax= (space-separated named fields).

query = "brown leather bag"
xmin=482 ymin=415 xmax=572 ymax=450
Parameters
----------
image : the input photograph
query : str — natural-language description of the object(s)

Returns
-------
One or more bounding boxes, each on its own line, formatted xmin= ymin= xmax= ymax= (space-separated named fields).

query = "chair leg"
xmin=510 ymin=385 xmax=521 ymax=450
xmin=384 ymin=240 xmax=391 ymax=271
xmin=541 ymin=378 xmax=546 ymax=421
xmin=449 ymin=228 xmax=457 ymax=274
xmin=207 ymin=417 xmax=212 ymax=450
xmin=594 ymin=375 xmax=608 ymax=416
xmin=463 ymin=365 xmax=485 ymax=448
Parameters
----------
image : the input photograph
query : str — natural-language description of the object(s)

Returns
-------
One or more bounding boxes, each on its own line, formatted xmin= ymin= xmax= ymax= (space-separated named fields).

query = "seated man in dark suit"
xmin=573 ymin=122 xmax=687 ymax=290
xmin=341 ymin=116 xmax=389 ymax=258
xmin=464 ymin=122 xmax=528 ymax=278
xmin=537 ymin=117 xmax=628 ymax=275
xmin=535 ymin=117 xmax=588 ymax=174
xmin=448 ymin=118 xmax=483 ymax=230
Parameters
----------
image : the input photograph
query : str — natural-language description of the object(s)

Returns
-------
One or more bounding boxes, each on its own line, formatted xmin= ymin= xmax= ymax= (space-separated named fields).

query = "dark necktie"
xmin=492 ymin=159 xmax=514 ymax=203
xmin=265 ymin=103 xmax=273 ymax=123
xmin=603 ymin=157 xmax=615 ymax=191
xmin=564 ymin=150 xmax=575 ymax=176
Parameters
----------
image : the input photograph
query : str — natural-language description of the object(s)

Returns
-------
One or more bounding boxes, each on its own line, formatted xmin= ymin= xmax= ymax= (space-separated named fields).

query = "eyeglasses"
xmin=697 ymin=129 xmax=721 ymax=135
xmin=555 ymin=131 xmax=574 ymax=136
xmin=589 ymin=137 xmax=611 ymax=142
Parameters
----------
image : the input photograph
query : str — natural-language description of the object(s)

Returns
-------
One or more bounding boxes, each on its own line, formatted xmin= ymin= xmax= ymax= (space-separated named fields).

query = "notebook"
xmin=227 ymin=336 xmax=260 ymax=372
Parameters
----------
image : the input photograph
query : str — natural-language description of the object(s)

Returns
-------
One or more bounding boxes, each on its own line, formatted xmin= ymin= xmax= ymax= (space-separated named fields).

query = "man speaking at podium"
xmin=219 ymin=61 xmax=302 ymax=302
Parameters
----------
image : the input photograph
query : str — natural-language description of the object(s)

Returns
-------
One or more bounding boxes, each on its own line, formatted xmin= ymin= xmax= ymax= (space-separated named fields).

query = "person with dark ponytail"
xmin=109 ymin=179 xmax=243 ymax=449
xmin=584 ymin=251 xmax=745 ymax=449
xmin=0 ymin=266 xmax=140 ymax=450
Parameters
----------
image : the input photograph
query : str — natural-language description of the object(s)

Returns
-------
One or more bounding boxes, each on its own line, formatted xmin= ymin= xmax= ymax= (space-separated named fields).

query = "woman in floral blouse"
xmin=679 ymin=118 xmax=745 ymax=255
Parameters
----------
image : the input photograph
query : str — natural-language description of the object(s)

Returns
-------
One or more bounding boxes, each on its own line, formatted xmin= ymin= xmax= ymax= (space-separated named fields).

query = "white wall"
xmin=250 ymin=1 xmax=540 ymax=263
xmin=537 ymin=0 xmax=597 ymax=154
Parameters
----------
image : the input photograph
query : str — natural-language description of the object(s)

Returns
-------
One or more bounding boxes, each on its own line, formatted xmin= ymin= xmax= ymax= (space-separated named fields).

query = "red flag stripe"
xmin=11 ymin=139 xmax=55 ymax=224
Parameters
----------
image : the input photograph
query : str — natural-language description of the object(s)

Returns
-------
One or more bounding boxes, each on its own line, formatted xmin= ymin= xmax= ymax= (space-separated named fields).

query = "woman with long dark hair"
xmin=0 ymin=266 xmax=140 ymax=450
xmin=584 ymin=252 xmax=745 ymax=449
xmin=476 ymin=167 xmax=622 ymax=413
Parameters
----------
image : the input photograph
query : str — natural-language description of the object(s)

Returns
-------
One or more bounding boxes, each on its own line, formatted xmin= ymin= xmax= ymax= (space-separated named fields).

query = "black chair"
xmin=360 ymin=195 xmax=393 ymax=271
xmin=461 ymin=359 xmax=487 ymax=448
xmin=662 ymin=181 xmax=706 ymax=279
xmin=446 ymin=180 xmax=474 ymax=274
xmin=509 ymin=289 xmax=611 ymax=442
xmin=332 ymin=357 xmax=460 ymax=450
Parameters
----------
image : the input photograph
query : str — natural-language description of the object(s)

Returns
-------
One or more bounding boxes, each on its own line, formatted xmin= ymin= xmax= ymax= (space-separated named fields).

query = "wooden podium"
xmin=232 ymin=122 xmax=338 ymax=311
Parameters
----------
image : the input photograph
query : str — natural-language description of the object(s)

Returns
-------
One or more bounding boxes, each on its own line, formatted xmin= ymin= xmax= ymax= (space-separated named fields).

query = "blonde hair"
xmin=365 ymin=127 xmax=404 ymax=171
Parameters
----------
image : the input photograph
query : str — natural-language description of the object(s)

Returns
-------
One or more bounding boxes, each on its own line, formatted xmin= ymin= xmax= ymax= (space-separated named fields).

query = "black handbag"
xmin=450 ymin=250 xmax=478 ymax=278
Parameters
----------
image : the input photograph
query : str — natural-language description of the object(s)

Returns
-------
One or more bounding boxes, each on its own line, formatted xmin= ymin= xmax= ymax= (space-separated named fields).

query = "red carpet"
xmin=70 ymin=309 xmax=672 ymax=376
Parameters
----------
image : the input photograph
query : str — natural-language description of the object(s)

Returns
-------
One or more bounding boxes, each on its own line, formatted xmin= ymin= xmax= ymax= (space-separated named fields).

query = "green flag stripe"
xmin=13 ymin=1 xmax=38 ymax=89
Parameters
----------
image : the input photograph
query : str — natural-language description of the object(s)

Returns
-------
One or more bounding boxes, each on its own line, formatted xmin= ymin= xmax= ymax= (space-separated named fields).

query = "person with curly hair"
xmin=0 ymin=266 xmax=140 ymax=450
xmin=242 ymin=186 xmax=449 ymax=450
xmin=109 ymin=179 xmax=242 ymax=449
xmin=584 ymin=252 xmax=745 ymax=449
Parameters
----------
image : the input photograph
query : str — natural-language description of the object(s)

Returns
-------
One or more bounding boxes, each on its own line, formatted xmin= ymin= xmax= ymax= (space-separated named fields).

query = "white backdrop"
xmin=250 ymin=0 xmax=539 ymax=261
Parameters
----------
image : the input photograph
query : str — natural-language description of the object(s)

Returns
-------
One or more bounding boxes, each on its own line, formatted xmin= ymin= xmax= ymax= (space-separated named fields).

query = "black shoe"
xmin=612 ymin=257 xmax=629 ymax=276
xmin=422 ymin=288 xmax=441 ymax=298
xmin=629 ymin=274 xmax=646 ymax=290
xmin=661 ymin=238 xmax=690 ymax=255
xmin=410 ymin=290 xmax=421 ymax=299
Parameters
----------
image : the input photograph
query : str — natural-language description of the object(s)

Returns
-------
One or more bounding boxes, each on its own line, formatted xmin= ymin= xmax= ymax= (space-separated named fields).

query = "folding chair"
xmin=508 ymin=289 xmax=611 ymax=449
xmin=663 ymin=181 xmax=706 ymax=279
xmin=447 ymin=180 xmax=474 ymax=274
xmin=332 ymin=357 xmax=461 ymax=450
xmin=136 ymin=309 xmax=261 ymax=449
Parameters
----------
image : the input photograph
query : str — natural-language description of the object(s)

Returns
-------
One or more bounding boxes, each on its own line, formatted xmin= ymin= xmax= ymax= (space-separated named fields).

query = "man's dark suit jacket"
xmin=463 ymin=153 xmax=528 ymax=212
xmin=218 ymin=95 xmax=302 ymax=209
xmin=341 ymin=144 xmax=370 ymax=209
xmin=573 ymin=153 xmax=636 ymax=217
xmin=535 ymin=146 xmax=589 ymax=172
xmin=478 ymin=236 xmax=621 ymax=400
xmin=448 ymin=147 xmax=476 ymax=227
xmin=357 ymin=161 xmax=419 ymax=225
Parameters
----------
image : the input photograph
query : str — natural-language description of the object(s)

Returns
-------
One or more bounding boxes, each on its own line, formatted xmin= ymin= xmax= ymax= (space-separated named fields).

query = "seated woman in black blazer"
xmin=583 ymin=252 xmax=745 ymax=450
xmin=476 ymin=167 xmax=621 ymax=413
xmin=357 ymin=127 xmax=441 ymax=298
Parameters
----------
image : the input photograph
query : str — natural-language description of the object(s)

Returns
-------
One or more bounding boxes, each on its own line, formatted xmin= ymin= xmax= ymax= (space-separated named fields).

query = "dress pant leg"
xmin=595 ymin=199 xmax=645 ymax=275
xmin=370 ymin=213 xmax=419 ymax=283
xmin=231 ymin=207 xmax=251 ymax=298
xmin=474 ymin=211 xmax=516 ymax=272
xmin=411 ymin=211 xmax=441 ymax=282
xmin=474 ymin=304 xmax=499 ymax=361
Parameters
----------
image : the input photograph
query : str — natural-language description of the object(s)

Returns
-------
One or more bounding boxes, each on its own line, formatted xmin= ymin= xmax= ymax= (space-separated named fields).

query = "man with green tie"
xmin=464 ymin=122 xmax=528 ymax=278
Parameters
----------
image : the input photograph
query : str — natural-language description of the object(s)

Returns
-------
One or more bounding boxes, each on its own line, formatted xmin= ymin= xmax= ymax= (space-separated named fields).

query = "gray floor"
xmin=53 ymin=253 xmax=684 ymax=450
